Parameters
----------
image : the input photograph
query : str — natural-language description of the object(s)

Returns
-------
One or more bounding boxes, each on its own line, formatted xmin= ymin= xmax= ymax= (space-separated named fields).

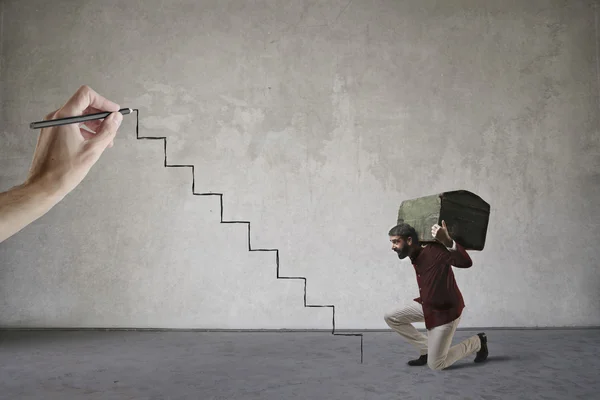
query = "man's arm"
xmin=431 ymin=220 xmax=473 ymax=268
xmin=0 ymin=181 xmax=64 ymax=242
xmin=0 ymin=85 xmax=122 ymax=243
xmin=440 ymin=239 xmax=472 ymax=268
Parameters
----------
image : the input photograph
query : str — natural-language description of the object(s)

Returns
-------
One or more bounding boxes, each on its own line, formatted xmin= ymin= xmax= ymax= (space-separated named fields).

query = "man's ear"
xmin=407 ymin=237 xmax=412 ymax=246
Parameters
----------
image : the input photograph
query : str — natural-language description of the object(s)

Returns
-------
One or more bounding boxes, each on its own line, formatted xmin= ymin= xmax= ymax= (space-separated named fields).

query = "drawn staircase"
xmin=133 ymin=109 xmax=363 ymax=363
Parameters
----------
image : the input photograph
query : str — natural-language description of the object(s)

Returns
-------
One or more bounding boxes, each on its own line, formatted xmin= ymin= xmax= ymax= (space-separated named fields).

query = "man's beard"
xmin=395 ymin=247 xmax=409 ymax=259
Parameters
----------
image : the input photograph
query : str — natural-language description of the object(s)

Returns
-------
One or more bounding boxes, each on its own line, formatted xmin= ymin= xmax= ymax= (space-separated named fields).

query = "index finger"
xmin=57 ymin=85 xmax=120 ymax=117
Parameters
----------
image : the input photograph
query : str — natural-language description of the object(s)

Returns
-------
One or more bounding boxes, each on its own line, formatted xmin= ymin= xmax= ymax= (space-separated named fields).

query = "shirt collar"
xmin=409 ymin=245 xmax=423 ymax=263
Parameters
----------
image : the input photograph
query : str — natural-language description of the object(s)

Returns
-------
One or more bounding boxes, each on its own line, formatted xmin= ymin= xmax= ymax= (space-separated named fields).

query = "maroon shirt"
xmin=409 ymin=241 xmax=473 ymax=330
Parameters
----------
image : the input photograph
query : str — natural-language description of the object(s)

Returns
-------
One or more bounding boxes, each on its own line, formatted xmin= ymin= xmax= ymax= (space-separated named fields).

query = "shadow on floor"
xmin=445 ymin=355 xmax=515 ymax=370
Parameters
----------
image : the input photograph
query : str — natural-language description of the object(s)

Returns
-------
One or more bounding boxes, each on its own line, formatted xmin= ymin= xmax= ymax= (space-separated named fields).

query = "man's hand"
xmin=431 ymin=220 xmax=453 ymax=248
xmin=25 ymin=85 xmax=123 ymax=198
xmin=0 ymin=85 xmax=122 ymax=243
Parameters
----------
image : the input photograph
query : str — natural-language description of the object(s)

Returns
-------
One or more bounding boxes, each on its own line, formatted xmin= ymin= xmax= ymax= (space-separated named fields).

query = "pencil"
xmin=29 ymin=108 xmax=134 ymax=129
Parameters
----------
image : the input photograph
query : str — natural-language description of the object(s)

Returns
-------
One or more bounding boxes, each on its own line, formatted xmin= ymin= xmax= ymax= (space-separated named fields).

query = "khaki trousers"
xmin=384 ymin=303 xmax=481 ymax=370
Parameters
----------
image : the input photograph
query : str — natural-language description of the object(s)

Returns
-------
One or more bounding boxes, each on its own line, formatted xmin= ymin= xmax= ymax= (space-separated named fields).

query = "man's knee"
xmin=384 ymin=312 xmax=406 ymax=327
xmin=428 ymin=359 xmax=447 ymax=371
xmin=383 ymin=308 xmax=413 ymax=325
xmin=383 ymin=313 xmax=394 ymax=326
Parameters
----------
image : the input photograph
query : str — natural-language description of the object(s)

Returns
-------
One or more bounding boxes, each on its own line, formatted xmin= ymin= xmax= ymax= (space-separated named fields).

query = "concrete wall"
xmin=1 ymin=0 xmax=598 ymax=329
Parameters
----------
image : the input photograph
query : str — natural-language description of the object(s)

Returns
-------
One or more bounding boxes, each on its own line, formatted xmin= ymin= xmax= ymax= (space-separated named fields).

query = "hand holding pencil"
xmin=0 ymin=85 xmax=129 ymax=243
xmin=25 ymin=85 xmax=124 ymax=199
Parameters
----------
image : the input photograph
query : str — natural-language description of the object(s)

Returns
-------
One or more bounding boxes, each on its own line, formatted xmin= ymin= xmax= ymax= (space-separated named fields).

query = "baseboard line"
xmin=1 ymin=326 xmax=599 ymax=332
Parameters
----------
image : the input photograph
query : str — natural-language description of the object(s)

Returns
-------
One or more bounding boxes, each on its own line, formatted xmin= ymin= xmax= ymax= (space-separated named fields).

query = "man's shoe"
xmin=474 ymin=333 xmax=488 ymax=363
xmin=408 ymin=354 xmax=428 ymax=366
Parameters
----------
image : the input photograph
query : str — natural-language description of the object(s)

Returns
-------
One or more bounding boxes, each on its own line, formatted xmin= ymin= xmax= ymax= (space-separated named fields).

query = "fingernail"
xmin=114 ymin=112 xmax=123 ymax=127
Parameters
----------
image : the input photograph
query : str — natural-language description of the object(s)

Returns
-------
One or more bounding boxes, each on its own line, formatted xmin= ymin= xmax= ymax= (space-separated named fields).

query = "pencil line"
xmin=132 ymin=109 xmax=363 ymax=364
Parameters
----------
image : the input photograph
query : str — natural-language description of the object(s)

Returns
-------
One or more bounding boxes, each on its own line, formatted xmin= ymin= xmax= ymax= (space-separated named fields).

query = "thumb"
xmin=442 ymin=220 xmax=447 ymax=229
xmin=92 ymin=111 xmax=122 ymax=147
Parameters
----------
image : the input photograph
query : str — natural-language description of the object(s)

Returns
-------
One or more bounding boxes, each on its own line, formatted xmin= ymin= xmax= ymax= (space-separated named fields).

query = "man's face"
xmin=390 ymin=235 xmax=411 ymax=259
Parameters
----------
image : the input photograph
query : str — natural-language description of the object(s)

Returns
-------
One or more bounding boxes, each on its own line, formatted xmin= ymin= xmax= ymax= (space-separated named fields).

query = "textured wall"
xmin=0 ymin=0 xmax=598 ymax=329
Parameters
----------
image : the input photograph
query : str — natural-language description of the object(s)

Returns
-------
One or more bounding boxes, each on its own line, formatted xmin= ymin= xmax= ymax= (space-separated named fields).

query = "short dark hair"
xmin=388 ymin=223 xmax=419 ymax=244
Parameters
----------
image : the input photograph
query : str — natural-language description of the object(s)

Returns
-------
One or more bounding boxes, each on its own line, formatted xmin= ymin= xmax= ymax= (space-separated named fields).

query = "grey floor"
xmin=1 ymin=329 xmax=599 ymax=399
